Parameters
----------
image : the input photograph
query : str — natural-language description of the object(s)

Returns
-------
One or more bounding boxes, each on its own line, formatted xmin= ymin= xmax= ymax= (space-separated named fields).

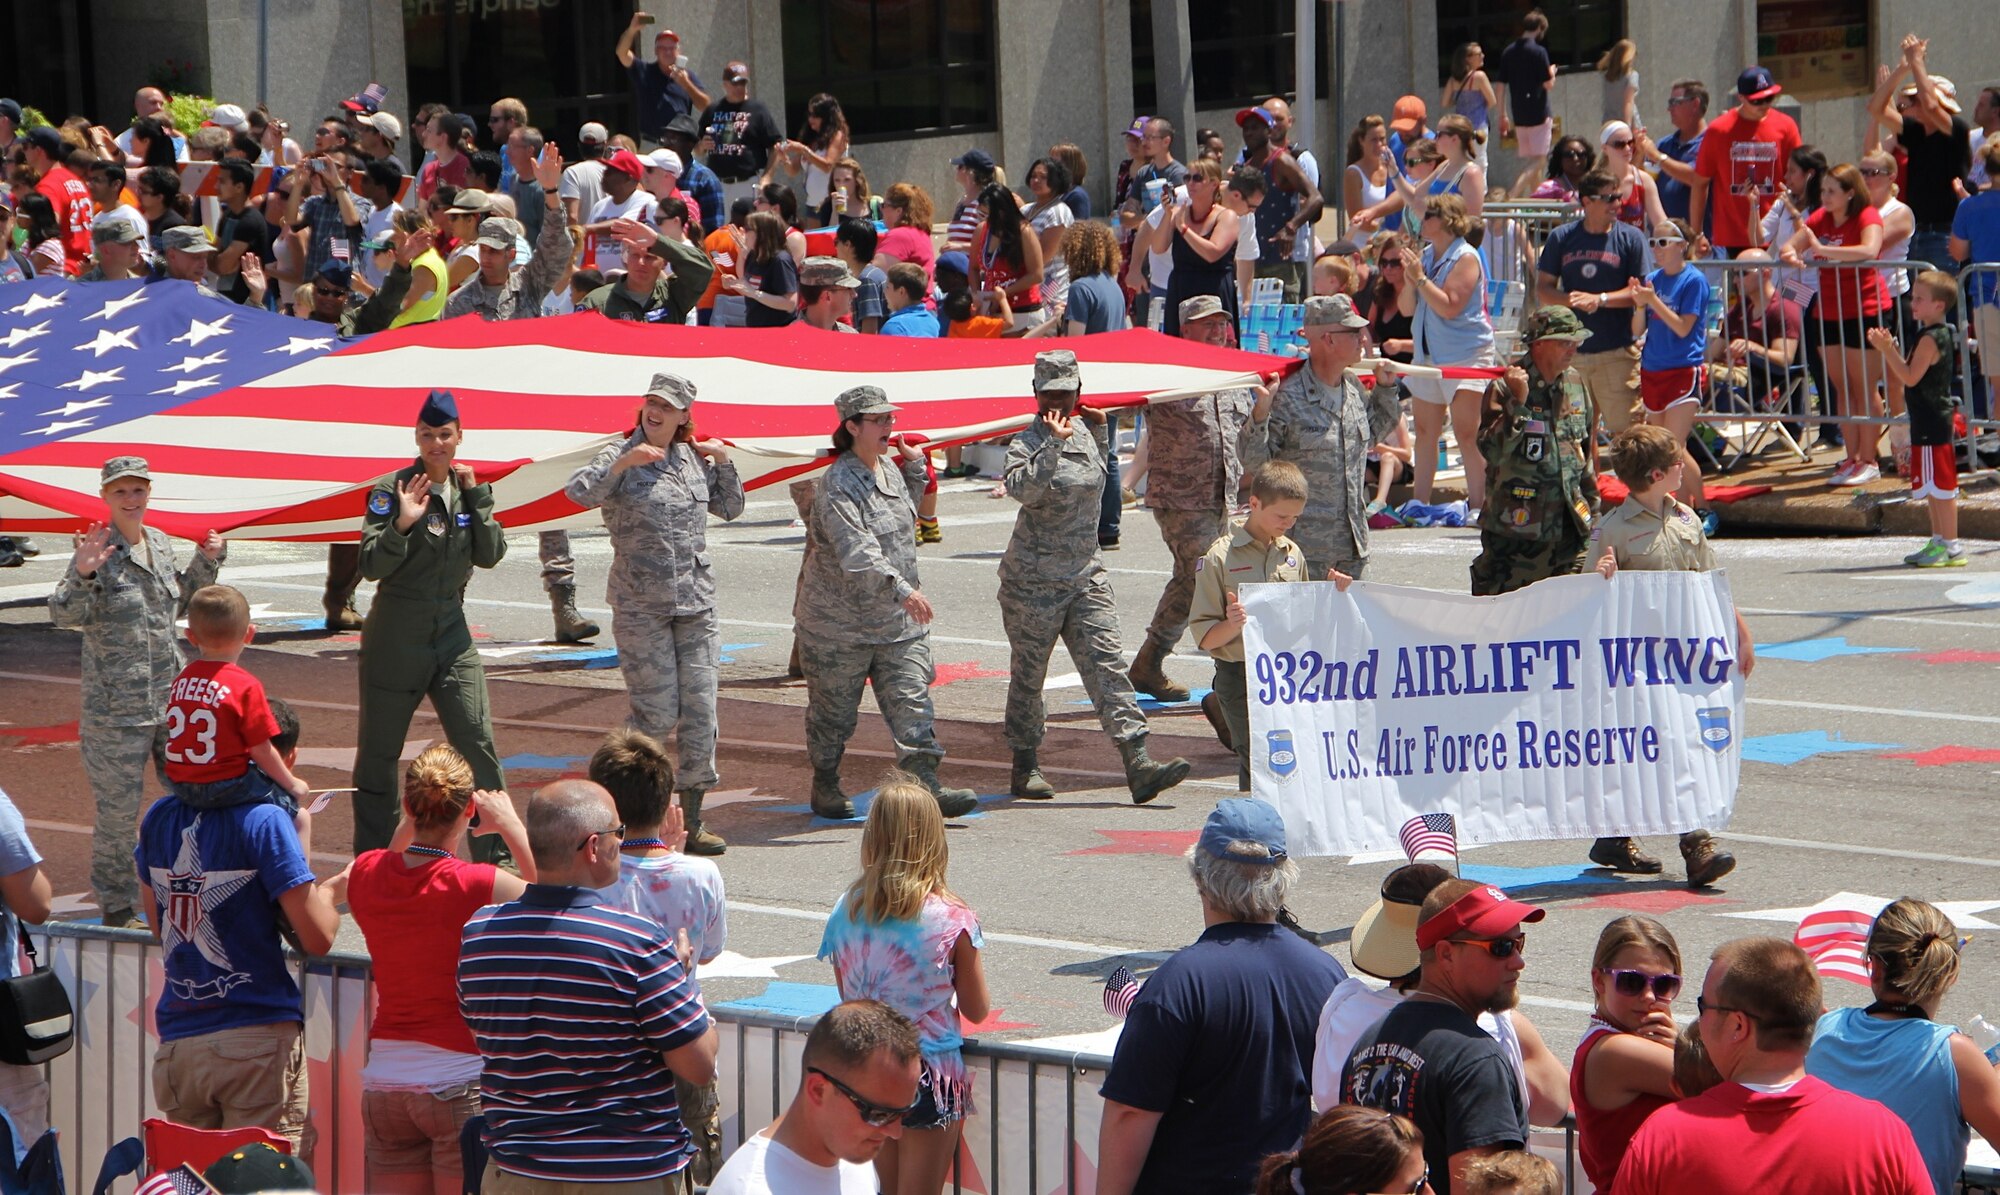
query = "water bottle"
xmin=1968 ymin=1014 xmax=2000 ymax=1065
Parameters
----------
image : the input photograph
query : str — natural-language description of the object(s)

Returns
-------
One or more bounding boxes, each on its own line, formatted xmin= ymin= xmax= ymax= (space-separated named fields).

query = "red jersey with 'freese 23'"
xmin=34 ymin=164 xmax=95 ymax=273
xmin=163 ymin=659 xmax=279 ymax=784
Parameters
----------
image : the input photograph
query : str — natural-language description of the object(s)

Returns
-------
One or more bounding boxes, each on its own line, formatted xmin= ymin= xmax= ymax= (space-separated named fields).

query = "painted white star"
xmin=266 ymin=336 xmax=333 ymax=356
xmin=82 ymin=290 xmax=147 ymax=321
xmin=1723 ymin=893 xmax=2000 ymax=932
xmin=151 ymin=375 xmax=221 ymax=396
xmin=47 ymin=893 xmax=96 ymax=917
xmin=148 ymin=818 xmax=257 ymax=971
xmin=0 ymin=351 xmax=39 ymax=375
xmin=700 ymin=787 xmax=780 ymax=810
xmin=8 ymin=291 xmax=64 ymax=316
xmin=695 ymin=951 xmax=815 ymax=980
xmin=26 ymin=418 xmax=95 ymax=437
xmin=171 ymin=315 xmax=234 ymax=347
xmin=39 ymin=397 xmax=110 ymax=417
xmin=60 ymin=367 xmax=124 ymax=391
xmin=0 ymin=321 xmax=50 ymax=348
xmin=292 ymin=739 xmax=432 ymax=773
xmin=161 ymin=351 xmax=227 ymax=374
xmin=75 ymin=327 xmax=139 ymax=357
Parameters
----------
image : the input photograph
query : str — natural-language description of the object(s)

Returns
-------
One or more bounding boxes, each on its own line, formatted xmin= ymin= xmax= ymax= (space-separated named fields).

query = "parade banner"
xmin=1241 ymin=571 xmax=1744 ymax=857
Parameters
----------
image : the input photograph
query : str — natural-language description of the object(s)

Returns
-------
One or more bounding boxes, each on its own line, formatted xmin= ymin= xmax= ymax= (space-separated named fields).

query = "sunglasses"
xmin=1860 ymin=167 xmax=1894 ymax=177
xmin=1696 ymin=994 xmax=1760 ymax=1020
xmin=1603 ymin=968 xmax=1683 ymax=1000
xmin=1605 ymin=139 xmax=1633 ymax=150
xmin=1450 ymin=936 xmax=1525 ymax=959
xmin=1649 ymin=236 xmax=1686 ymax=248
xmin=576 ymin=823 xmax=626 ymax=851
xmin=1582 ymin=193 xmax=1618 ymax=204
xmin=1559 ymin=148 xmax=1591 ymax=159
xmin=808 ymin=1066 xmax=918 ymax=1127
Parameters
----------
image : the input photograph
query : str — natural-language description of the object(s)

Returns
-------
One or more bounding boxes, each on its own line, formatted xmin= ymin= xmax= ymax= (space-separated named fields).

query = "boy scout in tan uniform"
xmin=1587 ymin=422 xmax=1754 ymax=886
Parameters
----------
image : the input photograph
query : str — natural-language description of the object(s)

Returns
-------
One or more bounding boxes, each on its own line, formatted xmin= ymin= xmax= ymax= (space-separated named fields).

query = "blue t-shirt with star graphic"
xmin=136 ymin=795 xmax=315 ymax=1041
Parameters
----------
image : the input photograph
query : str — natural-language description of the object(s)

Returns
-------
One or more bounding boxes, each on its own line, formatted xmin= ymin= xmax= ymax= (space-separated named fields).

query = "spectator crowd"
xmin=1 ymin=8 xmax=1998 ymax=1195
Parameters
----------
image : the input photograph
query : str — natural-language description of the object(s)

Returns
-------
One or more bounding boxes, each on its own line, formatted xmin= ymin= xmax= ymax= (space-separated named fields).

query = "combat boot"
xmin=1119 ymin=736 xmax=1191 ymax=805
xmin=1588 ymin=836 xmax=1663 ymax=874
xmin=907 ymin=757 xmax=979 ymax=818
xmin=1128 ymin=638 xmax=1190 ymax=703
xmin=551 ymin=583 xmax=600 ymax=642
xmin=1010 ymin=749 xmax=1056 ymax=800
xmin=323 ymin=598 xmax=364 ymax=633
xmin=1679 ymin=830 xmax=1736 ymax=887
xmin=787 ymin=640 xmax=804 ymax=679
xmin=810 ymin=767 xmax=854 ymax=820
xmin=677 ymin=789 xmax=727 ymax=856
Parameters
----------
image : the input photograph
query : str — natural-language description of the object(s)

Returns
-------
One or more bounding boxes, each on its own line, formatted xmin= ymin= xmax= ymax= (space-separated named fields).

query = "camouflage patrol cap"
xmin=799 ymin=255 xmax=858 ymax=288
xmin=1032 ymin=349 xmax=1081 ymax=392
xmin=1521 ymin=305 xmax=1592 ymax=344
xmin=160 ymin=225 xmax=216 ymax=254
xmin=834 ymin=385 xmax=897 ymax=421
xmin=475 ymin=217 xmax=521 ymax=250
xmin=1300 ymin=293 xmax=1369 ymax=329
xmin=100 ymin=456 xmax=151 ymax=486
xmin=645 ymin=372 xmax=696 ymax=410
xmin=1178 ymin=294 xmax=1225 ymax=324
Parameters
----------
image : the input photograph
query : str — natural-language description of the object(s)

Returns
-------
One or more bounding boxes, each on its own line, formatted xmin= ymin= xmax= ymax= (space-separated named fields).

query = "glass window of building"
xmin=781 ymin=0 xmax=997 ymax=140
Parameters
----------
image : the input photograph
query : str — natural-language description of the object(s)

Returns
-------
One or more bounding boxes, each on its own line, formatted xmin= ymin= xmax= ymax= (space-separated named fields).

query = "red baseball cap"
xmin=602 ymin=148 xmax=645 ymax=180
xmin=1414 ymin=884 xmax=1545 ymax=950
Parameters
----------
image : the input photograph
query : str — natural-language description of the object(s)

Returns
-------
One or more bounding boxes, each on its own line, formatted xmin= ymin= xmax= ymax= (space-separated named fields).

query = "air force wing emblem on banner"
xmin=1697 ymin=707 xmax=1732 ymax=752
xmin=1267 ymin=729 xmax=1297 ymax=778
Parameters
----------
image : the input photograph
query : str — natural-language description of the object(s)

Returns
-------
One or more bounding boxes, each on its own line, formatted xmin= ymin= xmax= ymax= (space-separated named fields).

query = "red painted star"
xmin=961 ymin=1007 xmax=1038 ymax=1034
xmin=1573 ymin=890 xmax=1734 ymax=915
xmin=931 ymin=660 xmax=1009 ymax=687
xmin=1918 ymin=649 xmax=2000 ymax=665
xmin=1883 ymin=745 xmax=2000 ymax=767
xmin=0 ymin=721 xmax=79 ymax=747
xmin=1067 ymin=830 xmax=1201 ymax=857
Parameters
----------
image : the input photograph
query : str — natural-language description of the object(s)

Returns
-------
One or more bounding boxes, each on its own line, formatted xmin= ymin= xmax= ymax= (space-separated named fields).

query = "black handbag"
xmin=0 ymin=927 xmax=73 ymax=1065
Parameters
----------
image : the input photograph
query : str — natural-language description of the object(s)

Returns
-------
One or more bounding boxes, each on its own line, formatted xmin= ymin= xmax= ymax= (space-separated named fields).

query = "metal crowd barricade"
xmin=1957 ymin=262 xmax=2000 ymax=467
xmin=1480 ymin=200 xmax=1579 ymax=290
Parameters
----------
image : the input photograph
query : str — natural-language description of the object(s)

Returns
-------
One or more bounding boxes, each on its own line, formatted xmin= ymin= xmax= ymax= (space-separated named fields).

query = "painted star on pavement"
xmin=1066 ymin=830 xmax=1200 ymax=857
xmin=26 ymin=418 xmax=94 ymax=437
xmin=47 ymin=893 xmax=96 ymax=917
xmin=960 ymin=1007 xmax=1038 ymax=1034
xmin=699 ymin=787 xmax=779 ymax=809
xmin=1946 ymin=577 xmax=2000 ymax=608
xmin=931 ymin=660 xmax=1008 ymax=686
xmin=292 ymin=738 xmax=432 ymax=772
xmin=82 ymin=290 xmax=147 ymax=321
xmin=1572 ymin=889 xmax=1734 ymax=915
xmin=1723 ymin=892 xmax=2000 ymax=932
xmin=1882 ymin=745 xmax=2000 ymax=768
xmin=60 ymin=366 xmax=123 ymax=391
xmin=8 ymin=291 xmax=64 ymax=316
xmin=75 ymin=326 xmax=139 ymax=357
xmin=1919 ymin=649 xmax=2000 ymax=665
xmin=714 ymin=982 xmax=843 ymax=1021
xmin=171 ymin=315 xmax=234 ymax=347
xmin=695 ymin=951 xmax=815 ymax=980
xmin=0 ymin=721 xmax=79 ymax=747
xmin=161 ymin=351 xmax=228 ymax=373
xmin=0 ymin=351 xmax=40 ymax=375
xmin=0 ymin=321 xmax=49 ymax=347
xmin=1739 ymin=730 xmax=1900 ymax=766
xmin=151 ymin=376 xmax=222 ymax=396
xmin=1756 ymin=636 xmax=1913 ymax=663
xmin=1460 ymin=862 xmax=1618 ymax=891
xmin=267 ymin=336 xmax=334 ymax=356
xmin=39 ymin=397 xmax=110 ymax=417
xmin=499 ymin=752 xmax=590 ymax=772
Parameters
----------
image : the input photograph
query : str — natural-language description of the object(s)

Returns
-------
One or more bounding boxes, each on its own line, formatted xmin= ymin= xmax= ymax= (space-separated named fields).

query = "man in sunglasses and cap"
xmin=1097 ymin=798 xmax=1344 ymax=1195
xmin=1690 ymin=65 xmax=1801 ymax=256
xmin=1342 ymin=879 xmax=1544 ymax=1195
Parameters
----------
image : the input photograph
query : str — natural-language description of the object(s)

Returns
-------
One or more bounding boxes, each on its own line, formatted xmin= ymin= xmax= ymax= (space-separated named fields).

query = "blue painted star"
xmin=1079 ymin=686 xmax=1213 ymax=711
xmin=1740 ymin=731 xmax=1900 ymax=766
xmin=714 ymin=982 xmax=843 ymax=1021
xmin=500 ymin=752 xmax=590 ymax=772
xmin=529 ymin=647 xmax=620 ymax=669
xmin=720 ymin=642 xmax=762 ymax=663
xmin=1459 ymin=862 xmax=1621 ymax=891
xmin=1756 ymin=636 xmax=1913 ymax=663
xmin=773 ymin=786 xmax=1007 ymax=825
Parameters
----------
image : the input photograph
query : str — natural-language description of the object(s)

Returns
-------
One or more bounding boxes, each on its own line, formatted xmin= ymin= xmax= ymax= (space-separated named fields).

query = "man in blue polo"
xmin=460 ymin=780 xmax=717 ymax=1194
xmin=1094 ymin=799 xmax=1345 ymax=1195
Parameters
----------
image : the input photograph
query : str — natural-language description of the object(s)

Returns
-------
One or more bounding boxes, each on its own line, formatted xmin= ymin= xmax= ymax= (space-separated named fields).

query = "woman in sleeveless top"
xmin=1861 ymin=148 xmax=1918 ymax=335
xmin=1344 ymin=116 xmax=1395 ymax=234
xmin=1397 ymin=192 xmax=1493 ymax=506
xmin=1441 ymin=42 xmax=1497 ymax=169
xmin=388 ymin=209 xmax=448 ymax=328
xmin=1572 ymin=916 xmax=1683 ymax=1193
xmin=1599 ymin=122 xmax=1666 ymax=231
xmin=1150 ymin=157 xmax=1239 ymax=337
xmin=784 ymin=93 xmax=849 ymax=213
xmin=1806 ymin=898 xmax=2000 ymax=1195
xmin=1393 ymin=115 xmax=1486 ymax=227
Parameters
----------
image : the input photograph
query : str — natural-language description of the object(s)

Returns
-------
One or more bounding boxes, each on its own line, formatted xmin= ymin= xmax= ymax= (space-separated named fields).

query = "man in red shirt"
xmin=1613 ymin=937 xmax=1931 ymax=1195
xmin=24 ymin=127 xmax=93 ymax=272
xmin=1690 ymin=67 xmax=1802 ymax=256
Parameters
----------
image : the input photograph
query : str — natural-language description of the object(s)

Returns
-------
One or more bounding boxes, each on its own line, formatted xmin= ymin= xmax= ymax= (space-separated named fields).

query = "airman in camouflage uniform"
xmin=796 ymin=386 xmax=979 ymax=821
xmin=1240 ymin=294 xmax=1401 ymax=583
xmin=1469 ymin=306 xmax=1600 ymax=597
xmin=999 ymin=351 xmax=1191 ymax=804
xmin=1131 ymin=294 xmax=1259 ymax=703
xmin=565 ymin=373 xmax=745 ymax=854
xmin=48 ymin=456 xmax=224 ymax=924
xmin=352 ymin=391 xmax=510 ymax=853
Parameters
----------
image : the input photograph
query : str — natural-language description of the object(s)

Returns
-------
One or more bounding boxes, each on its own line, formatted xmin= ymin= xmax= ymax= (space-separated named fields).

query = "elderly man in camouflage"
xmin=1240 ymin=294 xmax=1401 ymax=576
xmin=1128 ymin=295 xmax=1261 ymax=704
xmin=1468 ymin=306 xmax=1599 ymax=598
xmin=49 ymin=457 xmax=224 ymax=926
xmin=565 ymin=373 xmax=744 ymax=855
xmin=1000 ymin=351 xmax=1192 ymax=805
xmin=797 ymin=386 xmax=980 ymax=821
xmin=438 ymin=144 xmax=599 ymax=646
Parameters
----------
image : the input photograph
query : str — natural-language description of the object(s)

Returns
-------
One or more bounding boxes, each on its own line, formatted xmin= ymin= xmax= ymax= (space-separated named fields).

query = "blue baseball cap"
xmin=417 ymin=389 xmax=460 ymax=426
xmin=1736 ymin=66 xmax=1782 ymax=103
xmin=1198 ymin=798 xmax=1289 ymax=864
xmin=951 ymin=147 xmax=994 ymax=172
xmin=314 ymin=260 xmax=354 ymax=291
xmin=935 ymin=251 xmax=970 ymax=279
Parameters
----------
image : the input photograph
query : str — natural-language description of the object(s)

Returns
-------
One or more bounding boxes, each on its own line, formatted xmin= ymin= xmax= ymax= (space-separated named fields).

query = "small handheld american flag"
xmin=1103 ymin=965 xmax=1141 ymax=1020
xmin=1399 ymin=813 xmax=1458 ymax=866
xmin=136 ymin=1164 xmax=214 ymax=1195
xmin=1794 ymin=900 xmax=1882 ymax=986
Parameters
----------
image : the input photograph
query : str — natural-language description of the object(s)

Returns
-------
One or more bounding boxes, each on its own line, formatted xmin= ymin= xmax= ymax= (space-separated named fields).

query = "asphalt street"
xmin=3 ymin=470 xmax=1999 ymax=1064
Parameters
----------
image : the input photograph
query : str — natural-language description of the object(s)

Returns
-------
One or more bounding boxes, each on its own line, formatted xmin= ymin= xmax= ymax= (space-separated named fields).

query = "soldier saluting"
xmin=351 ymin=390 xmax=508 ymax=853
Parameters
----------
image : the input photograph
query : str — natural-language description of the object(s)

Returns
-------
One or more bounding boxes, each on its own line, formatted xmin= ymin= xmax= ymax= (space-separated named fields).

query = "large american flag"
xmin=0 ymin=277 xmax=1294 ymax=542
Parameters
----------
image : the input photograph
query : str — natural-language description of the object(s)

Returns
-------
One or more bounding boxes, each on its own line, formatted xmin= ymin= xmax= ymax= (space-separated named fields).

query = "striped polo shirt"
xmin=459 ymin=884 xmax=710 ymax=1182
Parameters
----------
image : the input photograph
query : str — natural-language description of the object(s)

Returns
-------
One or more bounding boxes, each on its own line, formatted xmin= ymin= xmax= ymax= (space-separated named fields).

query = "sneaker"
xmin=1910 ymin=540 xmax=1969 ymax=568
xmin=12 ymin=537 xmax=36 ymax=557
xmin=1845 ymin=463 xmax=1881 ymax=485
xmin=1904 ymin=537 xmax=1943 ymax=566
xmin=916 ymin=518 xmax=942 ymax=545
xmin=1697 ymin=509 xmax=1720 ymax=538
xmin=1827 ymin=459 xmax=1858 ymax=485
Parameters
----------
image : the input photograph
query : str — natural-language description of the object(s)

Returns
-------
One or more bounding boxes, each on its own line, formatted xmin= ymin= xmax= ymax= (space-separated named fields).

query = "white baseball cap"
xmin=579 ymin=121 xmax=609 ymax=146
xmin=205 ymin=103 xmax=248 ymax=131
xmin=644 ymin=148 xmax=683 ymax=177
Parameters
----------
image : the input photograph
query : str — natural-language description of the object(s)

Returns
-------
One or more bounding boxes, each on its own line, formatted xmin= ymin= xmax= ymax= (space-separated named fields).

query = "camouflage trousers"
xmin=539 ymin=529 xmax=573 ymax=591
xmin=1469 ymin=527 xmax=1589 ymax=596
xmin=1001 ymin=576 xmax=1148 ymax=752
xmin=674 ymin=1073 xmax=721 ymax=1185
xmin=613 ymin=604 xmax=721 ymax=790
xmin=81 ymin=721 xmax=167 ymax=918
xmin=1144 ymin=507 xmax=1226 ymax=650
xmin=800 ymin=636 xmax=943 ymax=772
